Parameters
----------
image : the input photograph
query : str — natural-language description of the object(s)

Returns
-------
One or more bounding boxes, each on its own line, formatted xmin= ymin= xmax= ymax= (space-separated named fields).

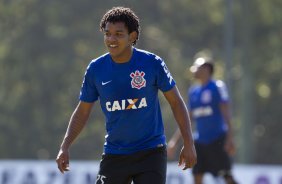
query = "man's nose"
xmin=107 ymin=35 xmax=117 ymax=41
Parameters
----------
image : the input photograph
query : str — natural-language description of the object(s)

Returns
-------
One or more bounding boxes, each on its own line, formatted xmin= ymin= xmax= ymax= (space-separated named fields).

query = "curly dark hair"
xmin=100 ymin=7 xmax=140 ymax=45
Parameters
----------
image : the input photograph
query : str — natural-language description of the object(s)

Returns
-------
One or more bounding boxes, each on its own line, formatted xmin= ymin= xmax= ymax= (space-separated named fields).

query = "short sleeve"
xmin=79 ymin=63 xmax=99 ymax=102
xmin=215 ymin=80 xmax=229 ymax=103
xmin=155 ymin=56 xmax=176 ymax=92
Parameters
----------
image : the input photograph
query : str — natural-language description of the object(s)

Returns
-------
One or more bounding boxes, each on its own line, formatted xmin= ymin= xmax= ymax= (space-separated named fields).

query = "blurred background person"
xmin=167 ymin=56 xmax=238 ymax=184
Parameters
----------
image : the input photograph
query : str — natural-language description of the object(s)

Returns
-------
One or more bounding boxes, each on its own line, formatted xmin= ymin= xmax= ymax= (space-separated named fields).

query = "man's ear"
xmin=129 ymin=31 xmax=137 ymax=44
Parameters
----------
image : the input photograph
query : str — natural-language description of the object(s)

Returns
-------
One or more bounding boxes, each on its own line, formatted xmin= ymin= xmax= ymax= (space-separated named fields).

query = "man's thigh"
xmin=133 ymin=170 xmax=166 ymax=184
xmin=96 ymin=146 xmax=167 ymax=184
xmin=132 ymin=147 xmax=167 ymax=184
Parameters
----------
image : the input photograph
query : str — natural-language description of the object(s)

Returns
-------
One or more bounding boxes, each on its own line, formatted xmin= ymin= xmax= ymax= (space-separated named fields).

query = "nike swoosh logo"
xmin=102 ymin=80 xmax=112 ymax=85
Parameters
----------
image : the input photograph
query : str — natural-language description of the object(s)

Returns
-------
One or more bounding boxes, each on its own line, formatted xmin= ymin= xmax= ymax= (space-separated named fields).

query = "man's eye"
xmin=116 ymin=33 xmax=124 ymax=37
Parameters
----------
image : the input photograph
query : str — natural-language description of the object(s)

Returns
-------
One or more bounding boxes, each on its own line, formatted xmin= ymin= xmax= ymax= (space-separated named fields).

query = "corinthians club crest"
xmin=130 ymin=70 xmax=146 ymax=89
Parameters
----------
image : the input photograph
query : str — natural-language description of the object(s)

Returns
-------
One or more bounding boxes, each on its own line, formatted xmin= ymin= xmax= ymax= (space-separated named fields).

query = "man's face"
xmin=193 ymin=66 xmax=203 ymax=79
xmin=103 ymin=22 xmax=137 ymax=62
xmin=193 ymin=65 xmax=210 ymax=79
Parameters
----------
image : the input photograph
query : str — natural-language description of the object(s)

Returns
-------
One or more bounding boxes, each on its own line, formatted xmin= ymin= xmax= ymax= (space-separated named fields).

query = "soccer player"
xmin=167 ymin=57 xmax=238 ymax=184
xmin=56 ymin=7 xmax=197 ymax=184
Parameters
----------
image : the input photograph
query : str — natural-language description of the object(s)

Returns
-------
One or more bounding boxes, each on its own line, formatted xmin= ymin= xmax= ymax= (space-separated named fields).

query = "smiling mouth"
xmin=109 ymin=44 xmax=118 ymax=48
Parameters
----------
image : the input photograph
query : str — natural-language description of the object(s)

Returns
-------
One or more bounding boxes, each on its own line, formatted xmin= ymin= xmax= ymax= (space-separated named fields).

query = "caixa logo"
xmin=105 ymin=97 xmax=147 ymax=112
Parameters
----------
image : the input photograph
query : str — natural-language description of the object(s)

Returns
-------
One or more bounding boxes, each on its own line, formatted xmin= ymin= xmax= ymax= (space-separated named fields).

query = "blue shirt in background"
xmin=188 ymin=79 xmax=229 ymax=144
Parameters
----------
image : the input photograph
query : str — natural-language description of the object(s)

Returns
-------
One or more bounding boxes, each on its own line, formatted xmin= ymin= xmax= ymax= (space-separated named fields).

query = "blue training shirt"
xmin=80 ymin=48 xmax=176 ymax=154
xmin=188 ymin=79 xmax=229 ymax=144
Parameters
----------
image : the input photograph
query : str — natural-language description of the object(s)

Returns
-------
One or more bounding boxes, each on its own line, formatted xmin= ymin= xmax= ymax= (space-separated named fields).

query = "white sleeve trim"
xmin=216 ymin=80 xmax=229 ymax=101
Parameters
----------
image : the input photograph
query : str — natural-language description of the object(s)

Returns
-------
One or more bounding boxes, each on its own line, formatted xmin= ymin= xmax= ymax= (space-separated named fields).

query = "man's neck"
xmin=111 ymin=47 xmax=134 ymax=63
xmin=200 ymin=76 xmax=211 ymax=85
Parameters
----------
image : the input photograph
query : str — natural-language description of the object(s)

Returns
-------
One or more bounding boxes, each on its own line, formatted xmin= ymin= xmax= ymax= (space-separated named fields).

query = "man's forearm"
xmin=60 ymin=109 xmax=89 ymax=150
xmin=220 ymin=103 xmax=234 ymax=138
xmin=171 ymin=101 xmax=194 ymax=146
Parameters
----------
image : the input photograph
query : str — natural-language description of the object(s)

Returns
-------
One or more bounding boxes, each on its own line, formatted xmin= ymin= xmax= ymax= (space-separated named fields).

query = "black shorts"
xmin=192 ymin=135 xmax=232 ymax=177
xmin=96 ymin=146 xmax=167 ymax=184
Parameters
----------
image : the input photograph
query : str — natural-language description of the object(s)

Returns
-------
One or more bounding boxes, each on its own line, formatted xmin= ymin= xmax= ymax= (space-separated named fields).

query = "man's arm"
xmin=220 ymin=102 xmax=236 ymax=156
xmin=163 ymin=86 xmax=197 ymax=170
xmin=167 ymin=111 xmax=194 ymax=159
xmin=56 ymin=101 xmax=94 ymax=173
